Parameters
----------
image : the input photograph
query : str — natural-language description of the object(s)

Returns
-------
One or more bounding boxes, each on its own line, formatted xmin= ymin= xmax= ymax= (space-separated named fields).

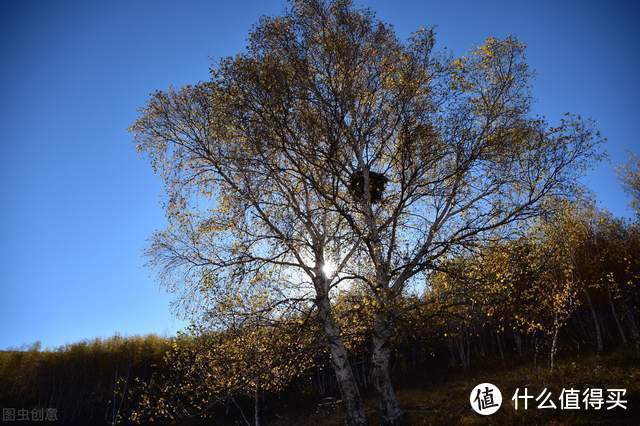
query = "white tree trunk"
xmin=584 ymin=288 xmax=603 ymax=353
xmin=607 ymin=285 xmax=627 ymax=345
xmin=550 ymin=315 xmax=560 ymax=372
xmin=371 ymin=312 xmax=403 ymax=425
xmin=254 ymin=383 xmax=260 ymax=426
xmin=316 ymin=294 xmax=368 ymax=425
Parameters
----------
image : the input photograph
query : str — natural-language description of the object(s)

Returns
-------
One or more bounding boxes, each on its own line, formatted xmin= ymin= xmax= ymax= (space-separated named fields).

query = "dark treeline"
xmin=0 ymin=336 xmax=169 ymax=424
xmin=1 ymin=202 xmax=638 ymax=425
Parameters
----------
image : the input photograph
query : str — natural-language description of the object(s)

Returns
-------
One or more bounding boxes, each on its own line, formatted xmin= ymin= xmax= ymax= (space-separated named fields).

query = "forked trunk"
xmin=371 ymin=312 xmax=403 ymax=425
xmin=316 ymin=295 xmax=368 ymax=425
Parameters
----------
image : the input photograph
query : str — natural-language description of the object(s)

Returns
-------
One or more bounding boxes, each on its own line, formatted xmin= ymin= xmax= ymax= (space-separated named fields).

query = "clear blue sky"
xmin=1 ymin=0 xmax=638 ymax=350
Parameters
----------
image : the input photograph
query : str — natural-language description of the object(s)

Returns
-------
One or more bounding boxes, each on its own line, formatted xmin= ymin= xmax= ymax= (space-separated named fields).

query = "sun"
xmin=321 ymin=262 xmax=336 ymax=277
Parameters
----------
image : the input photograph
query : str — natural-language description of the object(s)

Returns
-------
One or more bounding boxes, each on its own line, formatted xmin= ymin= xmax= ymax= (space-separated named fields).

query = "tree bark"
xmin=496 ymin=331 xmax=505 ymax=363
xmin=316 ymin=294 xmax=368 ymax=425
xmin=550 ymin=315 xmax=560 ymax=372
xmin=254 ymin=383 xmax=260 ymax=426
xmin=583 ymin=288 xmax=603 ymax=353
xmin=625 ymin=307 xmax=640 ymax=356
xmin=607 ymin=285 xmax=627 ymax=345
xmin=514 ymin=331 xmax=523 ymax=357
xmin=371 ymin=311 xmax=403 ymax=425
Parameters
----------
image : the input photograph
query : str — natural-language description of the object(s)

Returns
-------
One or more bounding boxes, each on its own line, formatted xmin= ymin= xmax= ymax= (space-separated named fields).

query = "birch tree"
xmin=224 ymin=2 xmax=601 ymax=422
xmin=132 ymin=0 xmax=602 ymax=423
xmin=131 ymin=55 xmax=369 ymax=426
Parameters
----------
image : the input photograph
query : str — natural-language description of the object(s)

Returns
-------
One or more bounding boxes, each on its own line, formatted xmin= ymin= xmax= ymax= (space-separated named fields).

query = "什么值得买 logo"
xmin=470 ymin=383 xmax=502 ymax=415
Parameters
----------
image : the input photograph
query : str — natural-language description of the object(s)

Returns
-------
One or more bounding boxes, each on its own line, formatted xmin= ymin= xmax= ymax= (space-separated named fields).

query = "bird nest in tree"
xmin=349 ymin=169 xmax=388 ymax=203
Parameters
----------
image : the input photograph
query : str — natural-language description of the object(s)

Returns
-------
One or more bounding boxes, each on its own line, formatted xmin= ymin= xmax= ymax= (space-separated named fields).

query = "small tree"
xmin=129 ymin=320 xmax=317 ymax=425
xmin=431 ymin=202 xmax=600 ymax=372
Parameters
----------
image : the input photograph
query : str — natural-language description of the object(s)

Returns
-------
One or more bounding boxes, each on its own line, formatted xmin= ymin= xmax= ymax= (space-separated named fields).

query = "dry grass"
xmin=277 ymin=350 xmax=640 ymax=425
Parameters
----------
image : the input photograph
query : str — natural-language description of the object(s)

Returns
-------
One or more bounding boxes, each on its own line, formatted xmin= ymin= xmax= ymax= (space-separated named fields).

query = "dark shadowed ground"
xmin=275 ymin=350 xmax=640 ymax=425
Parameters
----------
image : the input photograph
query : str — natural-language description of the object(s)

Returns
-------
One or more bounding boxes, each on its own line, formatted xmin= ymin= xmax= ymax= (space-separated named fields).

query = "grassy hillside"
xmin=1 ymin=336 xmax=638 ymax=424
xmin=278 ymin=350 xmax=640 ymax=425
